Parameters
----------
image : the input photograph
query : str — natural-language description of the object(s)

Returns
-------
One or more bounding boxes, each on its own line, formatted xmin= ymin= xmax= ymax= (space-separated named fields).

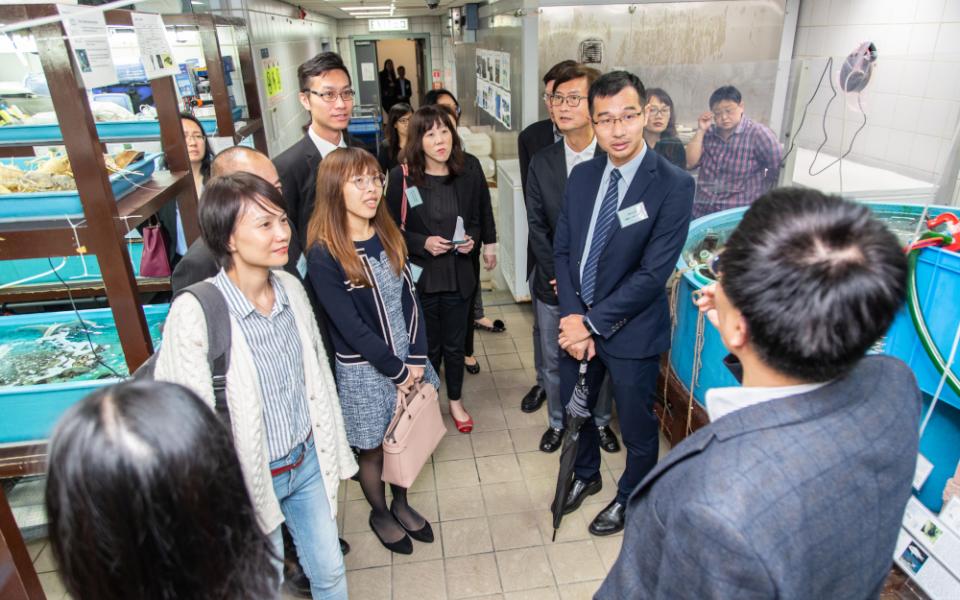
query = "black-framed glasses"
xmin=646 ymin=106 xmax=670 ymax=117
xmin=397 ymin=117 xmax=411 ymax=125
xmin=549 ymin=94 xmax=586 ymax=107
xmin=307 ymin=89 xmax=356 ymax=103
xmin=593 ymin=112 xmax=641 ymax=129
xmin=350 ymin=174 xmax=385 ymax=190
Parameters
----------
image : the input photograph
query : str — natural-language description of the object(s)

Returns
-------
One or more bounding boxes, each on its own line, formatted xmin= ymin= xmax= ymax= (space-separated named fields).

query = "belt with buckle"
xmin=270 ymin=431 xmax=312 ymax=477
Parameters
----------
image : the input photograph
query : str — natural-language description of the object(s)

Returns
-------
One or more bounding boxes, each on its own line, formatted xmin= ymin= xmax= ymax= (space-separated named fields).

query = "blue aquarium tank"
xmin=0 ymin=304 xmax=169 ymax=443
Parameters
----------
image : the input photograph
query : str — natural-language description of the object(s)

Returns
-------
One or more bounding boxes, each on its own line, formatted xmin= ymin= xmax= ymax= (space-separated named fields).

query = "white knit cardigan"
xmin=154 ymin=270 xmax=358 ymax=534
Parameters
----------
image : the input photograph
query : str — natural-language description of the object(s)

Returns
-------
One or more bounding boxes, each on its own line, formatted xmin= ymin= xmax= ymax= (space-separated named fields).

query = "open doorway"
xmin=353 ymin=35 xmax=429 ymax=114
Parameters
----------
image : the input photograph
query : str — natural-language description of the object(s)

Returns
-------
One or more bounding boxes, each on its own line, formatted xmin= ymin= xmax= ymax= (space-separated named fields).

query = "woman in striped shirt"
xmin=306 ymin=147 xmax=439 ymax=555
xmin=155 ymin=173 xmax=357 ymax=599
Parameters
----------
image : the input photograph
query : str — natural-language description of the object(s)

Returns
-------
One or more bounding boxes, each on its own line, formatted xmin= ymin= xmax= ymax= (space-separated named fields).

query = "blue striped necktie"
xmin=581 ymin=168 xmax=621 ymax=306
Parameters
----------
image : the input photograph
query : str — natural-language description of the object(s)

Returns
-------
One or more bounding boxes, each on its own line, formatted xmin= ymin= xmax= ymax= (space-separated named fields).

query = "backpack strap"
xmin=180 ymin=281 xmax=233 ymax=435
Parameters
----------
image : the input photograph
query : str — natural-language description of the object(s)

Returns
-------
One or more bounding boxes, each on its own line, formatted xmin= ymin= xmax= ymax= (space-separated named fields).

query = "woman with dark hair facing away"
xmin=45 ymin=380 xmax=277 ymax=600
xmin=379 ymin=59 xmax=398 ymax=112
xmin=642 ymin=88 xmax=687 ymax=170
xmin=386 ymin=105 xmax=487 ymax=432
xmin=378 ymin=102 xmax=413 ymax=173
xmin=154 ymin=172 xmax=357 ymax=599
xmin=306 ymin=147 xmax=439 ymax=554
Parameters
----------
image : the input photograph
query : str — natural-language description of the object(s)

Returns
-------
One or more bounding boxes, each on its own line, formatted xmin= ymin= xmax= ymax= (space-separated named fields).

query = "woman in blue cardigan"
xmin=306 ymin=147 xmax=439 ymax=555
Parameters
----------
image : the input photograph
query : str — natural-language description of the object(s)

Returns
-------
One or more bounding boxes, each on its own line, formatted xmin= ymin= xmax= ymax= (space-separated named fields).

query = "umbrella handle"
xmin=578 ymin=359 xmax=589 ymax=385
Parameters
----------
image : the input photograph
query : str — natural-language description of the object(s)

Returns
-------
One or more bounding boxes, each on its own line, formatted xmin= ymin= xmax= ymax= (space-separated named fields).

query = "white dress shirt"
xmin=308 ymin=126 xmax=347 ymax=159
xmin=705 ymin=381 xmax=829 ymax=422
xmin=564 ymin=137 xmax=598 ymax=176
xmin=579 ymin=143 xmax=647 ymax=282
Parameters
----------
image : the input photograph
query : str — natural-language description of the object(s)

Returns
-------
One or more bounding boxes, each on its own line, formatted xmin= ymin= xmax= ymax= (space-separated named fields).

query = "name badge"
xmin=296 ymin=254 xmax=308 ymax=278
xmin=617 ymin=202 xmax=648 ymax=228
xmin=406 ymin=186 xmax=423 ymax=208
xmin=410 ymin=263 xmax=423 ymax=283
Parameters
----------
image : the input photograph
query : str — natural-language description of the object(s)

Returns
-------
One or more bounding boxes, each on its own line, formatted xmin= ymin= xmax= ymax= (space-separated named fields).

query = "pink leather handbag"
xmin=382 ymin=381 xmax=446 ymax=488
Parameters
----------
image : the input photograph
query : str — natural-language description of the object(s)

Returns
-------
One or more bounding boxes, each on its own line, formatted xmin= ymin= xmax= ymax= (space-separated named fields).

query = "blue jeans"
xmin=268 ymin=436 xmax=347 ymax=600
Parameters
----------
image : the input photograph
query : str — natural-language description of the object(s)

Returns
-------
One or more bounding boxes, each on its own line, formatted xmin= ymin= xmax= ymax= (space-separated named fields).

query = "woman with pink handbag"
xmin=306 ymin=147 xmax=440 ymax=555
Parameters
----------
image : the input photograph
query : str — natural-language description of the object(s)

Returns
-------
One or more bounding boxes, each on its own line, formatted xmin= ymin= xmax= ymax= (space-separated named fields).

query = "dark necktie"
xmin=581 ymin=168 xmax=622 ymax=306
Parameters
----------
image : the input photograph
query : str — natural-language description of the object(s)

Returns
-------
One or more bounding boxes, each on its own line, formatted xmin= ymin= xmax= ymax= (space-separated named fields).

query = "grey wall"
xmin=537 ymin=1 xmax=786 ymax=129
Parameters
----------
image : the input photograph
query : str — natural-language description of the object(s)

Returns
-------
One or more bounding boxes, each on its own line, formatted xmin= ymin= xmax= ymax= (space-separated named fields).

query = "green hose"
xmin=906 ymin=249 xmax=960 ymax=397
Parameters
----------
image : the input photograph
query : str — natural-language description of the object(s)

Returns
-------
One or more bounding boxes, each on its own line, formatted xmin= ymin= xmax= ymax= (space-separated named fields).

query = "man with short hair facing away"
xmin=525 ymin=64 xmax=606 ymax=454
xmin=554 ymin=71 xmax=695 ymax=536
xmin=686 ymin=85 xmax=783 ymax=218
xmin=597 ymin=188 xmax=921 ymax=599
xmin=274 ymin=52 xmax=356 ymax=246
xmin=516 ymin=58 xmax=578 ymax=416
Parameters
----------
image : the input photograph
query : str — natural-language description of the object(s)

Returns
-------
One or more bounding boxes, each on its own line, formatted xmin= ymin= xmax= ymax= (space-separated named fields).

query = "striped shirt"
xmin=693 ymin=116 xmax=783 ymax=218
xmin=213 ymin=269 xmax=312 ymax=462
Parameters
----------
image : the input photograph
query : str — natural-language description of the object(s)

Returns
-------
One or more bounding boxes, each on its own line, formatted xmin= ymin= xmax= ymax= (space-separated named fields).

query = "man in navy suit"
xmin=554 ymin=71 xmax=695 ymax=536
xmin=597 ymin=189 xmax=919 ymax=599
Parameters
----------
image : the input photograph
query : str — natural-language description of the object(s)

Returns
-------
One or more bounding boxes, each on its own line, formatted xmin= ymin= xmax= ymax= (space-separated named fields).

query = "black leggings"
xmin=420 ymin=291 xmax=471 ymax=399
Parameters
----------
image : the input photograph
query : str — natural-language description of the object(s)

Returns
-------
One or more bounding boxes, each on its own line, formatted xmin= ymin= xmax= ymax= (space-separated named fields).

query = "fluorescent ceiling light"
xmin=341 ymin=5 xmax=392 ymax=9
xmin=354 ymin=12 xmax=393 ymax=16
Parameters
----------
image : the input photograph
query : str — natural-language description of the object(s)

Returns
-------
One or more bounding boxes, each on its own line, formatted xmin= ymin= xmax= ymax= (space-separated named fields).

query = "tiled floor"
xmin=23 ymin=301 xmax=663 ymax=600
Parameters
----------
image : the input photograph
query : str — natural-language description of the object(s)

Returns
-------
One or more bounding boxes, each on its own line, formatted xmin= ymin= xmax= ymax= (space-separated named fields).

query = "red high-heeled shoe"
xmin=452 ymin=415 xmax=474 ymax=433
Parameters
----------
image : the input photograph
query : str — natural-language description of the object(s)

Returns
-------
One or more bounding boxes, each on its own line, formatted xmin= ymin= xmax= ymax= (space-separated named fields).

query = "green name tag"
xmin=406 ymin=186 xmax=423 ymax=208
xmin=410 ymin=263 xmax=423 ymax=282
xmin=617 ymin=202 xmax=648 ymax=228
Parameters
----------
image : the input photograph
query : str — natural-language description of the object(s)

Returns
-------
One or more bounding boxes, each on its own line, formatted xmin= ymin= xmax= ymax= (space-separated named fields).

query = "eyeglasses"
xmin=307 ymin=89 xmax=356 ymax=103
xmin=397 ymin=117 xmax=411 ymax=125
xmin=184 ymin=133 xmax=206 ymax=141
xmin=712 ymin=107 xmax=739 ymax=119
xmin=593 ymin=113 xmax=642 ymax=129
xmin=350 ymin=174 xmax=385 ymax=190
xmin=549 ymin=94 xmax=586 ymax=107
xmin=646 ymin=106 xmax=670 ymax=117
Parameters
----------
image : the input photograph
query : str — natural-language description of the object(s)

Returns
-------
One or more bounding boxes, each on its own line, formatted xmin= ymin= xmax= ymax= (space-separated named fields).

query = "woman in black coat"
xmin=386 ymin=105 xmax=493 ymax=433
xmin=379 ymin=59 xmax=398 ymax=112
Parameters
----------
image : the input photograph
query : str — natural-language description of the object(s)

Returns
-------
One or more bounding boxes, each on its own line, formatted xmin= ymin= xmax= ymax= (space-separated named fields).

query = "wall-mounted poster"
xmin=475 ymin=49 xmax=512 ymax=129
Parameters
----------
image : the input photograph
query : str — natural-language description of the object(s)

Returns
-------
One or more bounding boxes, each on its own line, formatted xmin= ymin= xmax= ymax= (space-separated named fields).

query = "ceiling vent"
xmin=579 ymin=39 xmax=603 ymax=65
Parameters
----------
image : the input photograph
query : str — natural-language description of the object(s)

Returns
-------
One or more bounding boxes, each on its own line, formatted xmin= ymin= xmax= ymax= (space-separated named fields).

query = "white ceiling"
xmin=298 ymin=0 xmax=461 ymax=20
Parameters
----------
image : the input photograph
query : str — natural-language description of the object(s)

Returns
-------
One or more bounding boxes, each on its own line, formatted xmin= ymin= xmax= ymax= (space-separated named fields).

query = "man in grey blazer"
xmin=597 ymin=188 xmax=921 ymax=599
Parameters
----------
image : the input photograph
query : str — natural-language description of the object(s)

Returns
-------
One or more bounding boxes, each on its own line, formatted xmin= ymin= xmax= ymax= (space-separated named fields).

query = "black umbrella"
xmin=550 ymin=359 xmax=593 ymax=541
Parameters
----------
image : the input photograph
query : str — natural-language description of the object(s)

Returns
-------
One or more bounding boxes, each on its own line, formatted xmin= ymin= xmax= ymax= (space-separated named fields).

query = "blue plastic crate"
xmin=0 ymin=106 xmax=244 ymax=143
xmin=0 ymin=241 xmax=145 ymax=287
xmin=0 ymin=153 xmax=161 ymax=222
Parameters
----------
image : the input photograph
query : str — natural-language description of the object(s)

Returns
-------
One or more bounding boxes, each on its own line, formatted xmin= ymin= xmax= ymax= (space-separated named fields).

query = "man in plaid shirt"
xmin=687 ymin=85 xmax=783 ymax=218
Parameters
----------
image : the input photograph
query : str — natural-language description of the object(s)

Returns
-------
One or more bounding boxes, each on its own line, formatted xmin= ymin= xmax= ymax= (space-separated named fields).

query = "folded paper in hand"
xmin=453 ymin=216 xmax=466 ymax=244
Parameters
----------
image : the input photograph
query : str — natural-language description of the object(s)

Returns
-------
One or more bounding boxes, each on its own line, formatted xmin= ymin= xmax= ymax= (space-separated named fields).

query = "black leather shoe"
xmin=283 ymin=561 xmax=311 ymax=598
xmin=520 ymin=385 xmax=546 ymax=413
xmin=589 ymin=500 xmax=626 ymax=536
xmin=391 ymin=503 xmax=435 ymax=543
xmin=339 ymin=537 xmax=350 ymax=555
xmin=369 ymin=513 xmax=413 ymax=554
xmin=465 ymin=359 xmax=481 ymax=375
xmin=561 ymin=477 xmax=602 ymax=515
xmin=597 ymin=425 xmax=621 ymax=453
xmin=539 ymin=427 xmax=564 ymax=453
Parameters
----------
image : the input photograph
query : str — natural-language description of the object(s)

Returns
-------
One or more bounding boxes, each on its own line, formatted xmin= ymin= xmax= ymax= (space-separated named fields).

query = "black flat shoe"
xmin=465 ymin=359 xmax=481 ymax=375
xmin=539 ymin=427 xmax=564 ymax=453
xmin=391 ymin=503 xmax=435 ymax=543
xmin=339 ymin=537 xmax=350 ymax=555
xmin=589 ymin=500 xmax=626 ymax=536
xmin=597 ymin=425 xmax=621 ymax=453
xmin=521 ymin=385 xmax=546 ymax=413
xmin=474 ymin=318 xmax=506 ymax=333
xmin=369 ymin=513 xmax=413 ymax=554
xmin=283 ymin=561 xmax=311 ymax=598
xmin=561 ymin=477 xmax=602 ymax=515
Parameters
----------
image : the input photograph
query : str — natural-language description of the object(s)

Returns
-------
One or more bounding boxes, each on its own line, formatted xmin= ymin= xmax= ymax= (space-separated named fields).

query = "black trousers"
xmin=560 ymin=347 xmax=660 ymax=504
xmin=420 ymin=291 xmax=472 ymax=400
xmin=464 ymin=253 xmax=482 ymax=357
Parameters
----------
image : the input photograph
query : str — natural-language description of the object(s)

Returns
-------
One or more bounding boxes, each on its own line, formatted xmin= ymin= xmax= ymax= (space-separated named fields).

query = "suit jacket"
xmin=554 ymin=149 xmax=694 ymax=358
xmin=597 ymin=355 xmax=922 ymax=600
xmin=396 ymin=77 xmax=412 ymax=104
xmin=385 ymin=162 xmax=487 ymax=299
xmin=273 ymin=132 xmax=360 ymax=248
xmin=525 ymin=139 xmax=604 ymax=305
xmin=518 ymin=118 xmax=557 ymax=278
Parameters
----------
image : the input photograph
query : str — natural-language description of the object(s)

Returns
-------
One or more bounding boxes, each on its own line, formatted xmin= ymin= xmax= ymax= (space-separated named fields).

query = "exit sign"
xmin=369 ymin=18 xmax=408 ymax=32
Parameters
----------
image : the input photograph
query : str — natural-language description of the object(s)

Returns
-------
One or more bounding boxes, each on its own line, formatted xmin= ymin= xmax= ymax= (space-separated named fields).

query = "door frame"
xmin=351 ymin=32 xmax=432 ymax=105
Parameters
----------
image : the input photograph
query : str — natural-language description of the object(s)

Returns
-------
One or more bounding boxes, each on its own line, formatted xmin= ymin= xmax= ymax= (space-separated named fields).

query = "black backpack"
xmin=134 ymin=282 xmax=232 ymax=433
